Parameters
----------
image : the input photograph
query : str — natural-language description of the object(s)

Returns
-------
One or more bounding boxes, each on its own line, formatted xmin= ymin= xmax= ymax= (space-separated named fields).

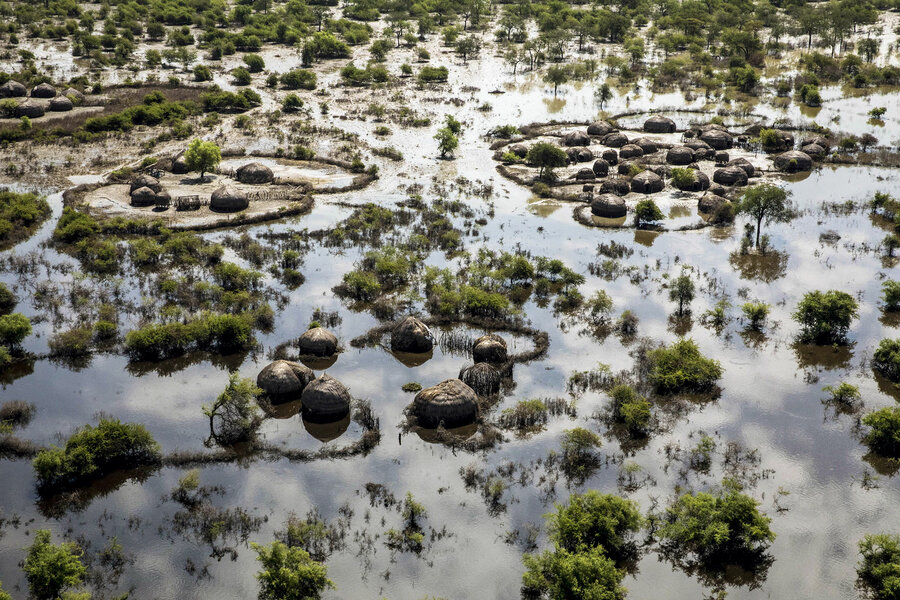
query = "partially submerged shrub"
xmin=873 ymin=339 xmax=900 ymax=383
xmin=647 ymin=338 xmax=722 ymax=394
xmin=857 ymin=533 xmax=900 ymax=600
xmin=793 ymin=290 xmax=859 ymax=345
xmin=862 ymin=407 xmax=900 ymax=458
xmin=251 ymin=541 xmax=334 ymax=600
xmin=32 ymin=418 xmax=161 ymax=490
xmin=203 ymin=372 xmax=263 ymax=446
xmin=634 ymin=198 xmax=664 ymax=227
xmin=23 ymin=529 xmax=86 ymax=600
xmin=608 ymin=385 xmax=651 ymax=435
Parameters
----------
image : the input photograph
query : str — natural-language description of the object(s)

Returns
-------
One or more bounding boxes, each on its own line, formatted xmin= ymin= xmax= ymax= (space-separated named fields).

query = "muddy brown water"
xmin=2 ymin=40 xmax=900 ymax=600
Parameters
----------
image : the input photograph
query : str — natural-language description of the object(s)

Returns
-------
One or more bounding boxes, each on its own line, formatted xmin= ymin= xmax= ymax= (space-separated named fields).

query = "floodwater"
xmin=1 ymin=21 xmax=900 ymax=600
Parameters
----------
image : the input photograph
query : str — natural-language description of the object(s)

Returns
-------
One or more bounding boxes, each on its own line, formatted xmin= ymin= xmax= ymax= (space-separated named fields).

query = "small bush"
xmin=647 ymin=338 xmax=722 ymax=394
xmin=252 ymin=541 xmax=334 ymax=600
xmin=793 ymin=290 xmax=859 ymax=345
xmin=634 ymin=198 xmax=664 ymax=227
xmin=0 ymin=312 xmax=31 ymax=348
xmin=857 ymin=533 xmax=900 ymax=600
xmin=609 ymin=385 xmax=651 ymax=435
xmin=862 ymin=407 xmax=900 ymax=458
xmin=418 ymin=65 xmax=449 ymax=82
xmin=23 ymin=530 xmax=86 ymax=600
xmin=32 ymin=418 xmax=161 ymax=489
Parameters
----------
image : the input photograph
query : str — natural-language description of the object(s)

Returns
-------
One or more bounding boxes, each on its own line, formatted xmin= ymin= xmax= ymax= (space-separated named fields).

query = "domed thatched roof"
xmin=31 ymin=83 xmax=56 ymax=98
xmin=130 ymin=174 xmax=162 ymax=194
xmin=666 ymin=146 xmax=694 ymax=166
xmin=801 ymin=143 xmax=826 ymax=159
xmin=48 ymin=96 xmax=73 ymax=112
xmin=459 ymin=362 xmax=501 ymax=396
xmin=130 ymin=187 xmax=157 ymax=207
xmin=727 ymin=158 xmax=755 ymax=177
xmin=602 ymin=132 xmax=629 ymax=148
xmin=591 ymin=193 xmax=626 ymax=218
xmin=301 ymin=374 xmax=351 ymax=422
xmin=391 ymin=316 xmax=434 ymax=353
xmin=509 ymin=144 xmax=528 ymax=158
xmin=412 ymin=378 xmax=479 ymax=428
xmin=600 ymin=177 xmax=630 ymax=196
xmin=601 ymin=149 xmax=618 ymax=165
xmin=257 ymin=360 xmax=314 ymax=399
xmin=773 ymin=150 xmax=812 ymax=173
xmin=210 ymin=185 xmax=249 ymax=212
xmin=698 ymin=194 xmax=730 ymax=214
xmin=563 ymin=131 xmax=590 ymax=147
xmin=800 ymin=135 xmax=829 ymax=151
xmin=699 ymin=129 xmax=733 ymax=150
xmin=587 ymin=121 xmax=615 ymax=136
xmin=631 ymin=137 xmax=658 ymax=154
xmin=298 ymin=326 xmax=338 ymax=357
xmin=15 ymin=102 xmax=44 ymax=118
xmin=617 ymin=161 xmax=637 ymax=176
xmin=63 ymin=88 xmax=85 ymax=103
xmin=0 ymin=80 xmax=26 ymax=98
xmin=620 ymin=144 xmax=644 ymax=159
xmin=643 ymin=115 xmax=676 ymax=133
xmin=672 ymin=169 xmax=709 ymax=192
xmin=473 ymin=334 xmax=507 ymax=363
xmin=631 ymin=170 xmax=664 ymax=194
xmin=576 ymin=168 xmax=595 ymax=181
xmin=684 ymin=139 xmax=715 ymax=160
xmin=236 ymin=162 xmax=275 ymax=184
xmin=171 ymin=152 xmax=188 ymax=174
xmin=591 ymin=159 xmax=609 ymax=178
xmin=712 ymin=166 xmax=749 ymax=186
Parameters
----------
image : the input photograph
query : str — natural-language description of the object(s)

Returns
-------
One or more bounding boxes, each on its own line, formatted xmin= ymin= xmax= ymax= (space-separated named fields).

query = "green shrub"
xmin=609 ymin=385 xmax=651 ymax=434
xmin=193 ymin=64 xmax=212 ymax=81
xmin=883 ymin=281 xmax=900 ymax=312
xmin=741 ymin=302 xmax=770 ymax=330
xmin=243 ymin=53 xmax=265 ymax=72
xmin=252 ymin=541 xmax=334 ymax=600
xmin=647 ymin=338 xmax=723 ymax=394
xmin=203 ymin=372 xmax=262 ymax=445
xmin=23 ymin=530 xmax=86 ymax=600
xmin=32 ymin=418 xmax=161 ymax=489
xmin=281 ymin=69 xmax=317 ymax=90
xmin=634 ymin=199 xmax=664 ymax=227
xmin=522 ymin=546 xmax=625 ymax=600
xmin=418 ymin=65 xmax=449 ymax=82
xmin=283 ymin=93 xmax=304 ymax=112
xmin=670 ymin=167 xmax=696 ymax=190
xmin=48 ymin=327 xmax=93 ymax=357
xmin=857 ymin=533 xmax=900 ymax=600
xmin=526 ymin=141 xmax=567 ymax=180
xmin=54 ymin=207 xmax=99 ymax=243
xmin=124 ymin=313 xmax=252 ymax=360
xmin=874 ymin=339 xmax=900 ymax=382
xmin=862 ymin=407 xmax=900 ymax=457
xmin=793 ymin=290 xmax=859 ymax=344
xmin=0 ymin=312 xmax=31 ymax=348
xmin=658 ymin=480 xmax=775 ymax=561
xmin=340 ymin=270 xmax=381 ymax=301
xmin=0 ymin=190 xmax=51 ymax=245
xmin=547 ymin=490 xmax=643 ymax=560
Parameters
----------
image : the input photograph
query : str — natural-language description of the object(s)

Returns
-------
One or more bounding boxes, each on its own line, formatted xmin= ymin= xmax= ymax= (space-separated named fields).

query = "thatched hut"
xmin=631 ymin=137 xmax=659 ymax=154
xmin=602 ymin=132 xmax=629 ymax=148
xmin=509 ymin=144 xmax=528 ymax=158
xmin=591 ymin=194 xmax=626 ymax=218
xmin=619 ymin=144 xmax=644 ymax=159
xmin=390 ymin=316 xmax=434 ymax=353
xmin=699 ymin=129 xmax=733 ymax=150
xmin=587 ymin=121 xmax=615 ymax=136
xmin=712 ymin=166 xmax=749 ymax=186
xmin=298 ymin=326 xmax=338 ymax=356
xmin=130 ymin=187 xmax=157 ymax=207
xmin=30 ymin=83 xmax=57 ymax=98
xmin=210 ymin=185 xmax=249 ymax=212
xmin=631 ymin=170 xmax=664 ymax=194
xmin=0 ymin=80 xmax=26 ymax=98
xmin=666 ymin=146 xmax=694 ymax=166
xmin=473 ymin=334 xmax=507 ymax=363
xmin=643 ymin=115 xmax=676 ymax=133
xmin=411 ymin=379 xmax=479 ymax=428
xmin=599 ymin=178 xmax=630 ymax=196
xmin=63 ymin=88 xmax=85 ymax=104
xmin=48 ymin=96 xmax=73 ymax=112
xmin=257 ymin=360 xmax=314 ymax=400
xmin=685 ymin=140 xmax=715 ymax=160
xmin=301 ymin=374 xmax=351 ymax=422
xmin=236 ymin=162 xmax=275 ymax=184
xmin=601 ymin=149 xmax=618 ymax=165
xmin=130 ymin=174 xmax=162 ymax=194
xmin=459 ymin=362 xmax=501 ymax=396
xmin=592 ymin=159 xmax=610 ymax=178
xmin=773 ymin=150 xmax=813 ymax=173
xmin=727 ymin=158 xmax=755 ymax=178
xmin=14 ymin=102 xmax=44 ymax=118
xmin=563 ymin=131 xmax=590 ymax=147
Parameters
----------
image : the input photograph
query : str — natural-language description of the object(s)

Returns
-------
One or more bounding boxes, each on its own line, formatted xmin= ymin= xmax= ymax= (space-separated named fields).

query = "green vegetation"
xmin=857 ymin=533 xmax=900 ymax=600
xmin=608 ymin=384 xmax=651 ymax=435
xmin=418 ymin=66 xmax=449 ymax=82
xmin=32 ymin=418 xmax=161 ymax=490
xmin=634 ymin=198 xmax=664 ymax=228
xmin=203 ymin=372 xmax=263 ymax=445
xmin=741 ymin=302 xmax=770 ymax=331
xmin=526 ymin=142 xmax=567 ymax=181
xmin=792 ymin=290 xmax=859 ymax=345
xmin=736 ymin=184 xmax=793 ymax=248
xmin=281 ymin=69 xmax=317 ymax=90
xmin=124 ymin=312 xmax=254 ymax=361
xmin=874 ymin=339 xmax=900 ymax=383
xmin=647 ymin=338 xmax=723 ymax=395
xmin=252 ymin=541 xmax=334 ymax=600
xmin=184 ymin=138 xmax=221 ymax=180
xmin=668 ymin=272 xmax=695 ymax=316
xmin=862 ymin=407 xmax=900 ymax=458
xmin=658 ymin=480 xmax=775 ymax=563
xmin=23 ymin=530 xmax=87 ymax=600
xmin=0 ymin=190 xmax=51 ymax=249
xmin=522 ymin=490 xmax=641 ymax=600
xmin=434 ymin=126 xmax=458 ymax=158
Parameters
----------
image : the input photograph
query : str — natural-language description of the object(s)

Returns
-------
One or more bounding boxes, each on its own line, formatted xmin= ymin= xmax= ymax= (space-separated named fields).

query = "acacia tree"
xmin=544 ymin=65 xmax=569 ymax=97
xmin=184 ymin=138 xmax=221 ymax=181
xmin=736 ymin=184 xmax=793 ymax=247
xmin=526 ymin=141 xmax=567 ymax=180
xmin=669 ymin=272 xmax=695 ymax=316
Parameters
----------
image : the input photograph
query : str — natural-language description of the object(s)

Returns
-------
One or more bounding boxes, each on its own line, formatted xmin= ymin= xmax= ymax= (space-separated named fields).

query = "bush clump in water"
xmin=251 ymin=540 xmax=334 ymax=600
xmin=857 ymin=533 xmax=900 ymax=600
xmin=793 ymin=290 xmax=858 ymax=345
xmin=23 ymin=529 xmax=87 ymax=600
xmin=608 ymin=384 xmax=651 ymax=435
xmin=32 ymin=418 xmax=161 ymax=490
xmin=862 ymin=406 xmax=900 ymax=458
xmin=646 ymin=338 xmax=722 ymax=394
xmin=873 ymin=338 xmax=900 ymax=383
